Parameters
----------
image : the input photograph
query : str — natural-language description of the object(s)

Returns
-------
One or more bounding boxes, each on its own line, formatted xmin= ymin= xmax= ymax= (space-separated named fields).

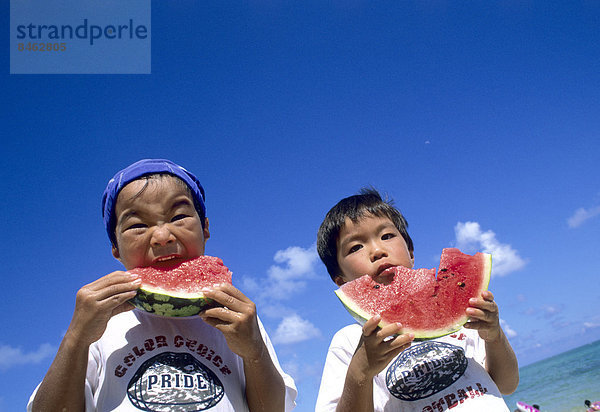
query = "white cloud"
xmin=241 ymin=244 xmax=324 ymax=346
xmin=0 ymin=343 xmax=55 ymax=371
xmin=454 ymin=221 xmax=526 ymax=277
xmin=281 ymin=358 xmax=323 ymax=385
xmin=271 ymin=246 xmax=319 ymax=278
xmin=583 ymin=321 xmax=600 ymax=331
xmin=567 ymin=205 xmax=600 ymax=228
xmin=259 ymin=303 xmax=298 ymax=319
xmin=252 ymin=245 xmax=319 ymax=301
xmin=541 ymin=304 xmax=564 ymax=320
xmin=500 ymin=319 xmax=517 ymax=338
xmin=272 ymin=314 xmax=321 ymax=345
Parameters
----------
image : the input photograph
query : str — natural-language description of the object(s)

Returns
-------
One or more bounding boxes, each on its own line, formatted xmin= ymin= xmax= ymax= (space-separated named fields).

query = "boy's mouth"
xmin=152 ymin=254 xmax=185 ymax=268
xmin=373 ymin=264 xmax=396 ymax=285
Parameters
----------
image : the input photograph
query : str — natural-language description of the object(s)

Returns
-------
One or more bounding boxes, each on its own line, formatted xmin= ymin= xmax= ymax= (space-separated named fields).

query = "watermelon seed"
xmin=440 ymin=268 xmax=448 ymax=272
xmin=457 ymin=282 xmax=465 ymax=287
xmin=373 ymin=285 xmax=380 ymax=289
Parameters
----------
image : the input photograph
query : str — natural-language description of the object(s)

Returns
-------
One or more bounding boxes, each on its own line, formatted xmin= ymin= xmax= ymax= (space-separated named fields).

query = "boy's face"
xmin=335 ymin=213 xmax=414 ymax=286
xmin=111 ymin=175 xmax=210 ymax=270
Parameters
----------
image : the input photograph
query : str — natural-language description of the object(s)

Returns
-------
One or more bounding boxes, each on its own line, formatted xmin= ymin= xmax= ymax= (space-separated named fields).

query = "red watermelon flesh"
xmin=335 ymin=248 xmax=491 ymax=339
xmin=130 ymin=256 xmax=232 ymax=293
xmin=128 ymin=256 xmax=232 ymax=317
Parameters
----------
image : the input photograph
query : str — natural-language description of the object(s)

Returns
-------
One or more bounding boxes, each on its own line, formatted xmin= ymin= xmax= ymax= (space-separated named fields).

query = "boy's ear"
xmin=203 ymin=217 xmax=210 ymax=240
xmin=334 ymin=275 xmax=346 ymax=287
xmin=112 ymin=244 xmax=121 ymax=261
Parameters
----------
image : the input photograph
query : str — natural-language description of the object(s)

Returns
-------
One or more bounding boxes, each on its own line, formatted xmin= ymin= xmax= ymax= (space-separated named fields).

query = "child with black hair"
xmin=315 ymin=188 xmax=518 ymax=412
xmin=28 ymin=159 xmax=297 ymax=412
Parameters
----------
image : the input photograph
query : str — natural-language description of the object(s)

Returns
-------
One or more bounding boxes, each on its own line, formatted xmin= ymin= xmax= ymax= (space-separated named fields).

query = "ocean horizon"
xmin=503 ymin=339 xmax=600 ymax=412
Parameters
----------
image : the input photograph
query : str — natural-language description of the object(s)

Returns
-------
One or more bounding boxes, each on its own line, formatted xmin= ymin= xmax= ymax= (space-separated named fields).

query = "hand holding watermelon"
xmin=464 ymin=290 xmax=502 ymax=342
xmin=199 ymin=282 xmax=288 ymax=410
xmin=69 ymin=271 xmax=141 ymax=346
xmin=464 ymin=289 xmax=519 ymax=394
xmin=353 ymin=315 xmax=414 ymax=379
xmin=199 ymin=283 xmax=266 ymax=361
xmin=32 ymin=271 xmax=140 ymax=412
xmin=333 ymin=315 xmax=413 ymax=411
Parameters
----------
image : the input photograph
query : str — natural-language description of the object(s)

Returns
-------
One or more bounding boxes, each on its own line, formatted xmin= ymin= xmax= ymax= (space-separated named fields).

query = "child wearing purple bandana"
xmin=28 ymin=159 xmax=297 ymax=412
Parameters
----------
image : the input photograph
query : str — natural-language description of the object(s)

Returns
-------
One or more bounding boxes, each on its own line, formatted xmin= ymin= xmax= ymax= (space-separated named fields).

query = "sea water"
xmin=503 ymin=339 xmax=600 ymax=412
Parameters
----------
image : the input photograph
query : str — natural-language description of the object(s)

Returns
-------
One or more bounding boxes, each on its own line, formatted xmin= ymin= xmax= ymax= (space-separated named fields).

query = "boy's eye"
xmin=382 ymin=233 xmax=396 ymax=240
xmin=126 ymin=223 xmax=147 ymax=230
xmin=171 ymin=214 xmax=189 ymax=222
xmin=348 ymin=244 xmax=362 ymax=254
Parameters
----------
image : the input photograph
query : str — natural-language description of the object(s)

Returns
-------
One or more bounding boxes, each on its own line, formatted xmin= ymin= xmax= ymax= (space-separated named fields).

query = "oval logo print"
xmin=127 ymin=351 xmax=224 ymax=411
xmin=386 ymin=341 xmax=467 ymax=401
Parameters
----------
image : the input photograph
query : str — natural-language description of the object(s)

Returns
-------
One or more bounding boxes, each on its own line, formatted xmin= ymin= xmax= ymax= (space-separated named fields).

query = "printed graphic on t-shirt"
xmin=385 ymin=341 xmax=467 ymax=401
xmin=127 ymin=351 xmax=224 ymax=411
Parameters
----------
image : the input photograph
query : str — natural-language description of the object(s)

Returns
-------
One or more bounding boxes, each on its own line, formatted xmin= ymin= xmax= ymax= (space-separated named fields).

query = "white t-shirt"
xmin=28 ymin=310 xmax=297 ymax=412
xmin=315 ymin=324 xmax=509 ymax=412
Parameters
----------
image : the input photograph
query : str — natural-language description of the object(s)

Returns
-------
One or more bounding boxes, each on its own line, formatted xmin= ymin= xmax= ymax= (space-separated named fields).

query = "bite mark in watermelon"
xmin=335 ymin=248 xmax=491 ymax=340
xmin=128 ymin=256 xmax=232 ymax=317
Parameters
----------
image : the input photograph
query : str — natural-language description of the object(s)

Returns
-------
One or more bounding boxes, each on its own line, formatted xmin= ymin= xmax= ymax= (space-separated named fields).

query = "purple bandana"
xmin=101 ymin=159 xmax=206 ymax=244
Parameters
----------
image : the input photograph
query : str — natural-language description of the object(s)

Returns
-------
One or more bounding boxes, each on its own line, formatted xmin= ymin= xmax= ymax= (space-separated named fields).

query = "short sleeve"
xmin=315 ymin=325 xmax=362 ymax=412
xmin=26 ymin=362 xmax=96 ymax=412
xmin=257 ymin=316 xmax=298 ymax=411
xmin=461 ymin=327 xmax=487 ymax=367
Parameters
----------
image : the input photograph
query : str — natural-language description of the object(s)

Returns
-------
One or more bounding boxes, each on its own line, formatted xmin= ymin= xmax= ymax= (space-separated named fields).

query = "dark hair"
xmin=317 ymin=187 xmax=413 ymax=282
xmin=109 ymin=173 xmax=206 ymax=248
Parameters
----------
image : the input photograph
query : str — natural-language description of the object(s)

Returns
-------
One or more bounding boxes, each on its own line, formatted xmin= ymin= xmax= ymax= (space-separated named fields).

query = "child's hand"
xmin=199 ymin=284 xmax=265 ymax=361
xmin=69 ymin=271 xmax=140 ymax=346
xmin=200 ymin=285 xmax=288 ymax=411
xmin=351 ymin=315 xmax=414 ymax=380
xmin=464 ymin=290 xmax=502 ymax=342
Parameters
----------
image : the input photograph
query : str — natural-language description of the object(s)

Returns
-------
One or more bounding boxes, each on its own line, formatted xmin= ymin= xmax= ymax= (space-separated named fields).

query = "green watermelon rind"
xmin=335 ymin=252 xmax=492 ymax=341
xmin=130 ymin=285 xmax=220 ymax=317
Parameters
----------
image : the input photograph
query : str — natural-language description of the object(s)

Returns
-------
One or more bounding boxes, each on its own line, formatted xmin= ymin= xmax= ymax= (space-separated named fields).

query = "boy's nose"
xmin=370 ymin=244 xmax=388 ymax=262
xmin=151 ymin=225 xmax=175 ymax=246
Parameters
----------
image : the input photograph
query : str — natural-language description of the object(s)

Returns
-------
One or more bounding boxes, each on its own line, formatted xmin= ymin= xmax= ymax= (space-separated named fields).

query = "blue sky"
xmin=2 ymin=1 xmax=600 ymax=411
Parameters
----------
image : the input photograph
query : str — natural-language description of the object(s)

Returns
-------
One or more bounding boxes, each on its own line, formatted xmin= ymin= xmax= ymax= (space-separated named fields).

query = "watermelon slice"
xmin=335 ymin=248 xmax=491 ymax=340
xmin=128 ymin=256 xmax=232 ymax=317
